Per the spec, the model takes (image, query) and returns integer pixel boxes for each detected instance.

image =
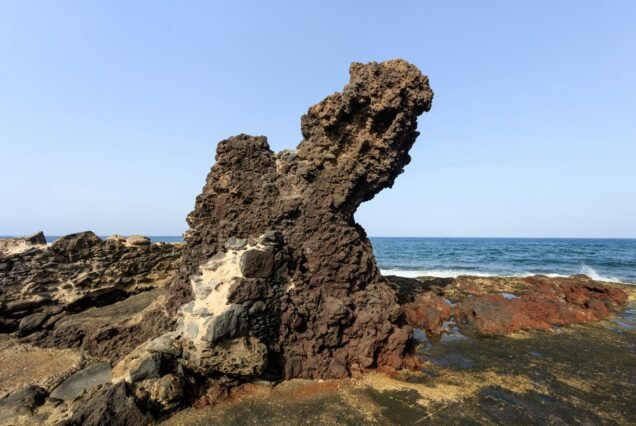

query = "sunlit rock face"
[165,59,434,379]
[0,231,183,341]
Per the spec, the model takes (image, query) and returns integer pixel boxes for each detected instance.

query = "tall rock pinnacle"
[167,59,433,379]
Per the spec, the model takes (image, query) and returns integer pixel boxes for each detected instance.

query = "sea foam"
[380,265,626,284]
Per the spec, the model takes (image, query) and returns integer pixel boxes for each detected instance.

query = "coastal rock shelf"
[0,232,183,349]
[394,274,629,337]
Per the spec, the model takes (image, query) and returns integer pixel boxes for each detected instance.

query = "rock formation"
[163,59,434,379]
[0,232,183,345]
[395,274,629,337]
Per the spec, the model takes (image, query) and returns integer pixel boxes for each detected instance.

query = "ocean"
[6,235,635,285]
[371,237,636,284]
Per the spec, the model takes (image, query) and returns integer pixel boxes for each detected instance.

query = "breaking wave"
[380,265,628,284]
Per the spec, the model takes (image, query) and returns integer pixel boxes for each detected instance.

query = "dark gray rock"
[249,300,267,315]
[64,382,151,426]
[0,385,47,422]
[146,334,182,357]
[227,278,271,303]
[203,304,248,343]
[239,249,274,278]
[6,299,47,313]
[18,312,49,335]
[50,362,112,401]
[224,236,247,251]
[258,230,283,246]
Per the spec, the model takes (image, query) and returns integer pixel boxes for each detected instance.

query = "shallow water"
[164,302,636,425]
[415,302,636,423]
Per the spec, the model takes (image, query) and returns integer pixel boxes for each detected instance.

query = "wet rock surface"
[2,59,634,424]
[392,274,629,337]
[165,296,636,425]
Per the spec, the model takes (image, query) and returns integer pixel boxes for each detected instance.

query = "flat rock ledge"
[394,274,629,337]
[0,232,184,354]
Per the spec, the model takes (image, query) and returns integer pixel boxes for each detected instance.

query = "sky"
[1,1,634,238]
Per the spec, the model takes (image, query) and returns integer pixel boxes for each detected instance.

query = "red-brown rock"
[162,59,434,379]
[403,292,451,335]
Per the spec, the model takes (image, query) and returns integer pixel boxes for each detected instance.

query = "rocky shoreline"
[1,231,631,424]
[1,59,633,425]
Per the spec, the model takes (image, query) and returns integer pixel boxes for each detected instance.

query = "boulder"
[183,336,267,376]
[239,249,274,278]
[403,293,452,335]
[65,382,152,426]
[51,231,102,261]
[111,343,162,384]
[18,312,49,335]
[125,235,151,246]
[145,334,182,358]
[148,374,184,412]
[224,236,247,251]
[201,304,248,344]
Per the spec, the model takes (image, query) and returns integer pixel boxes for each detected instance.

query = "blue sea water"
[4,235,635,284]
[370,237,636,284]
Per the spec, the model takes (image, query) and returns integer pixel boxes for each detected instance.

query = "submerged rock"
[50,362,112,401]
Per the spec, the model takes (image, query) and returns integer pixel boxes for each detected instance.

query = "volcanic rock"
[403,292,452,335]
[0,231,183,346]
[64,382,152,426]
[393,274,630,337]
[163,59,433,379]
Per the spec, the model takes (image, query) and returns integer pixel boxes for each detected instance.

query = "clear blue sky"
[1,1,634,238]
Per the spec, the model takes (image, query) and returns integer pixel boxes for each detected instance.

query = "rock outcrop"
[393,274,629,338]
[159,59,433,380]
[0,232,183,342]
[0,232,47,257]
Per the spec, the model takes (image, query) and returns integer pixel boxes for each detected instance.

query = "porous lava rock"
[164,59,434,379]
[0,231,184,348]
